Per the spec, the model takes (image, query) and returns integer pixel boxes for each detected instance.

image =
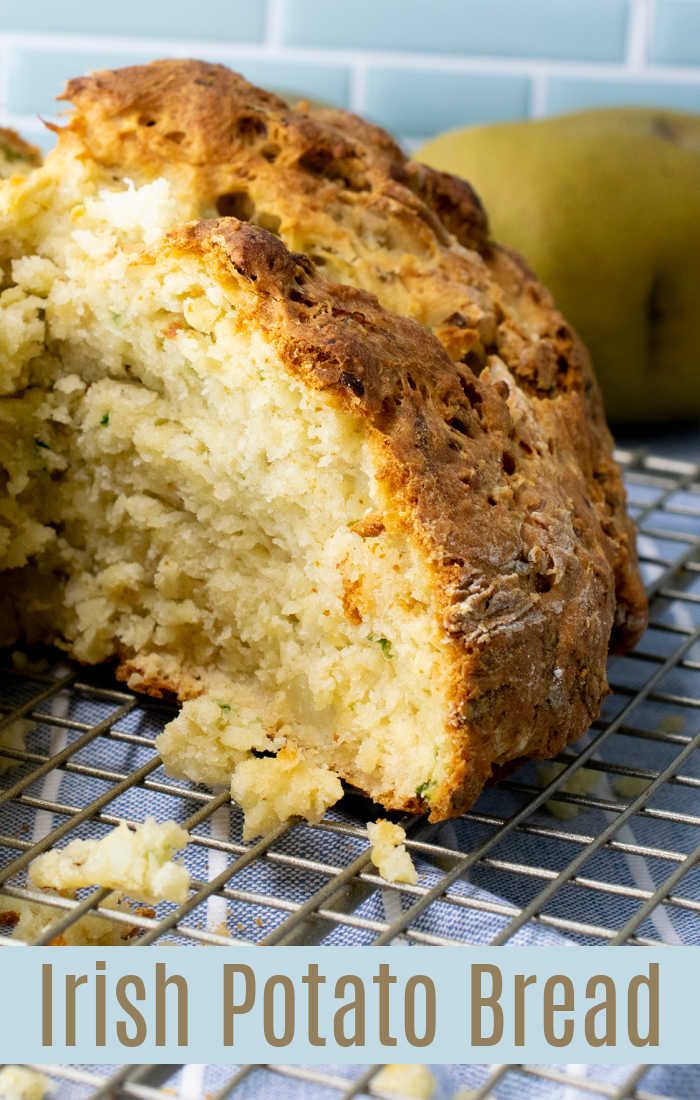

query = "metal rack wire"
[1,447,699,1099]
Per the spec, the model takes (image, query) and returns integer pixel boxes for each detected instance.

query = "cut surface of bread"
[0,62,646,820]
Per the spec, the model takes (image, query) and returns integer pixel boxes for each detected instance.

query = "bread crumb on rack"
[537,761,600,820]
[230,745,342,840]
[612,773,650,800]
[10,650,49,675]
[156,690,285,788]
[0,1065,50,1099]
[0,718,32,774]
[367,820,417,885]
[373,1064,436,1099]
[0,891,139,945]
[659,713,685,734]
[28,818,190,903]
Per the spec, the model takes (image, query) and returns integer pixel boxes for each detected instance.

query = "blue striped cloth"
[1,435,698,1098]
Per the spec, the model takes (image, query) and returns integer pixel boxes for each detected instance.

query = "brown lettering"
[302,963,326,1047]
[543,975,575,1047]
[373,964,397,1047]
[222,964,255,1047]
[264,975,295,1047]
[65,972,88,1047]
[629,964,659,1047]
[115,976,147,1047]
[585,975,616,1047]
[41,964,52,1047]
[514,972,536,1046]
[155,962,188,1047]
[334,975,365,1047]
[471,964,503,1046]
[95,960,106,1047]
[404,975,436,1047]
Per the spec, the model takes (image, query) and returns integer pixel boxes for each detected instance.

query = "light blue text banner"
[0,946,696,1065]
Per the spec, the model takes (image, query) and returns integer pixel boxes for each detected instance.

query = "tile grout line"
[349,64,368,114]
[0,29,699,82]
[529,68,548,117]
[0,36,10,118]
[627,0,653,70]
[264,0,286,50]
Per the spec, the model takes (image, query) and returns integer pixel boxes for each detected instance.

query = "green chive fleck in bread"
[0,128,40,179]
[0,61,646,821]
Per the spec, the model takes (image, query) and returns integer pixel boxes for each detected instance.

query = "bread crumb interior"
[0,158,454,809]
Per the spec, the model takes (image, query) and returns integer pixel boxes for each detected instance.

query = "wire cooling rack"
[1,446,699,1100]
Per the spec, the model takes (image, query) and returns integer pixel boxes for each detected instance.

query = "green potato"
[417,109,700,423]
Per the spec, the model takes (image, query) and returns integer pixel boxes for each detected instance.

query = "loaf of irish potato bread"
[0,62,646,821]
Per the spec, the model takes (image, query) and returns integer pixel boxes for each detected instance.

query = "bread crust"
[59,60,647,655]
[46,60,648,818]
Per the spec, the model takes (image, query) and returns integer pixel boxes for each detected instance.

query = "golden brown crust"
[481,243,647,651]
[58,59,646,656]
[115,658,207,701]
[53,60,648,818]
[313,101,646,651]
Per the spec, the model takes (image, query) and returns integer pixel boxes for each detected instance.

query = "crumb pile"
[0,1065,49,1100]
[28,818,190,903]
[0,891,142,946]
[367,819,417,884]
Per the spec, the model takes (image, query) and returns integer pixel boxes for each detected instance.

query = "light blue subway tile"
[6,48,154,118]
[32,129,58,155]
[650,0,700,66]
[6,49,350,121]
[365,67,530,136]
[199,54,351,106]
[281,0,630,62]
[0,0,265,42]
[544,76,700,115]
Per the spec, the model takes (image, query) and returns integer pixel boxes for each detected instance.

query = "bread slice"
[0,63,646,820]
